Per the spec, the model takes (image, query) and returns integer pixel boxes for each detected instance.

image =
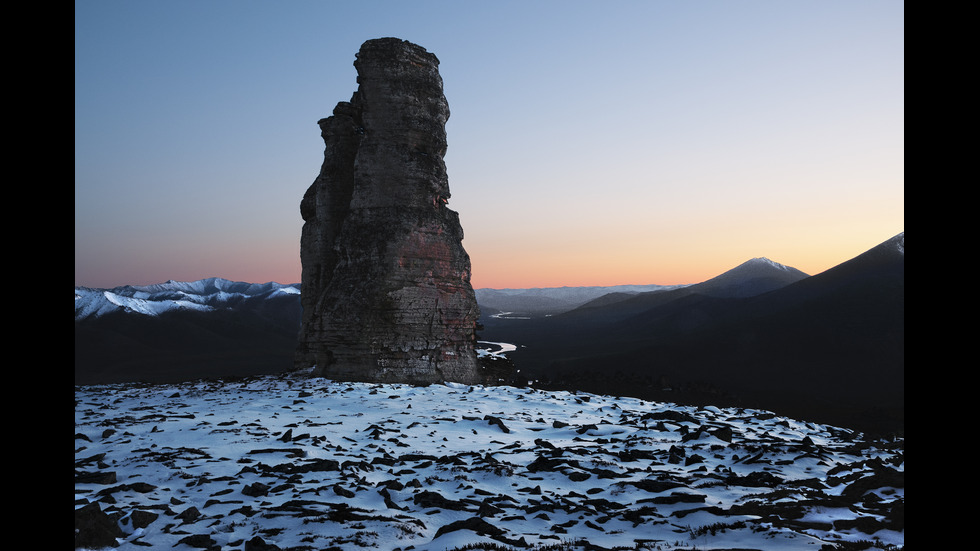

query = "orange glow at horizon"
[464,226,903,290]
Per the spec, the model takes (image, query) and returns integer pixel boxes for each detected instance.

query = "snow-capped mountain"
[75,278,305,386]
[692,257,809,298]
[72,254,808,323]
[75,373,904,551]
[75,278,301,321]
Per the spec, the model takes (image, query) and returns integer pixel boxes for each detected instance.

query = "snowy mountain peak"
[74,278,300,321]
[746,256,793,271]
[892,232,905,254]
[691,257,809,298]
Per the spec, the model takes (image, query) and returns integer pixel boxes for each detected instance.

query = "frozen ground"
[75,372,903,550]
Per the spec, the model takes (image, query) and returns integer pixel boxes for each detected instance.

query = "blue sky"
[75,0,904,289]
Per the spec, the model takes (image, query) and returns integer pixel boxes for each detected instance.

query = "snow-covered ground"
[75,373,904,550]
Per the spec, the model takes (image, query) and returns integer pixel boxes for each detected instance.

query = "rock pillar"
[296,38,482,385]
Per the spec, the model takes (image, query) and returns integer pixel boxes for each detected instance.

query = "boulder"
[74,502,123,549]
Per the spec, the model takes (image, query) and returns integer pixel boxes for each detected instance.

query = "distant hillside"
[474,283,687,318]
[548,257,808,327]
[481,233,904,433]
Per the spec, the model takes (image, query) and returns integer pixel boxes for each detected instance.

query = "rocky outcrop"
[295,38,481,384]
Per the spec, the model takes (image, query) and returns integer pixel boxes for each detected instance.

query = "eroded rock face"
[296,38,481,385]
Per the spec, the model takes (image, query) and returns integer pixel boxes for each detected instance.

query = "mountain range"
[75,232,903,433]
[474,283,690,318]
[74,279,303,384]
[480,233,904,433]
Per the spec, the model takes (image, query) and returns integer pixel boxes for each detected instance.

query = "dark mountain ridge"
[482,233,904,433]
[75,284,302,384]
[541,256,809,328]
[474,283,688,318]
[75,233,903,432]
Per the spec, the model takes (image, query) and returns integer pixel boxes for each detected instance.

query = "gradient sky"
[75,0,904,290]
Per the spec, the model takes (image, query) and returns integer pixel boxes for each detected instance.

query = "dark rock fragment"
[377,479,405,491]
[484,415,511,433]
[75,471,117,485]
[433,516,504,539]
[379,488,404,510]
[412,490,469,511]
[651,492,707,505]
[74,501,124,549]
[244,536,282,551]
[175,506,202,523]
[75,453,107,468]
[727,470,784,487]
[841,466,904,497]
[176,534,217,549]
[625,478,685,493]
[128,509,159,529]
[711,425,734,442]
[95,482,157,498]
[242,482,270,497]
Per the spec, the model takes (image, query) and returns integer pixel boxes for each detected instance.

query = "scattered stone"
[129,509,159,529]
[242,482,270,497]
[175,506,202,523]
[484,415,511,433]
[75,471,117,485]
[433,516,505,539]
[176,534,217,549]
[244,536,282,551]
[75,453,106,468]
[651,492,707,505]
[711,425,734,442]
[842,466,904,497]
[567,471,591,482]
[413,490,470,511]
[624,479,685,493]
[95,481,157,498]
[74,502,123,549]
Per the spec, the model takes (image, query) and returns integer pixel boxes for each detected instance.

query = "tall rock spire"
[296,38,482,385]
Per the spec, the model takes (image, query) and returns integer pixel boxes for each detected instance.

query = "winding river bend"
[476,341,516,359]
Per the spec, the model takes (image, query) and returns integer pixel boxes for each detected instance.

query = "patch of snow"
[748,257,793,271]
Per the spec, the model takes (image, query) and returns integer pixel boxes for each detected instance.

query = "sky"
[75,0,904,290]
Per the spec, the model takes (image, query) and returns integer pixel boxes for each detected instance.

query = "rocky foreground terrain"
[75,373,903,550]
